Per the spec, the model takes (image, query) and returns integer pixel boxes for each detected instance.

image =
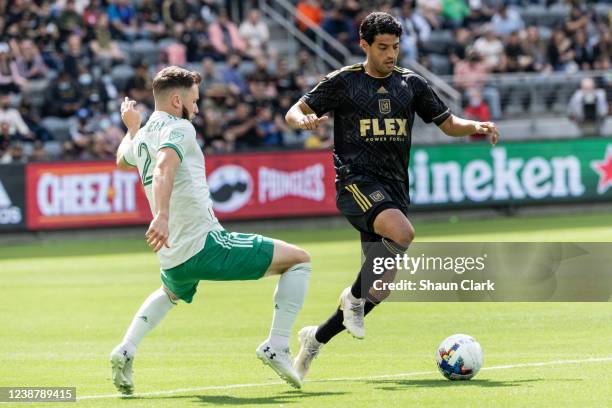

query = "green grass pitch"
[1,212,611,407]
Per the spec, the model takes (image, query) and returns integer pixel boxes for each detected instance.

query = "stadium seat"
[117,41,133,65]
[536,117,581,138]
[40,117,72,141]
[43,141,63,156]
[428,54,452,76]
[110,64,136,92]
[131,40,160,67]
[420,30,453,55]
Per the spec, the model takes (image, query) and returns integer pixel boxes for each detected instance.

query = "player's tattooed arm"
[116,97,142,169]
[285,100,329,130]
[438,114,500,146]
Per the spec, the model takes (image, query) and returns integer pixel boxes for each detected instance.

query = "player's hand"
[121,96,141,136]
[145,214,171,252]
[476,121,500,146]
[296,114,329,130]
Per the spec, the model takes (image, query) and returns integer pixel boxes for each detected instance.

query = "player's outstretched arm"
[146,148,180,252]
[438,114,499,145]
[285,100,329,130]
[116,97,141,169]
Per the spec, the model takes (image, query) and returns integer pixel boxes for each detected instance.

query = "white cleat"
[294,326,322,380]
[339,287,365,339]
[110,346,134,395]
[256,340,302,389]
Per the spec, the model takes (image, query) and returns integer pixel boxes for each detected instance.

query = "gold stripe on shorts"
[345,184,372,212]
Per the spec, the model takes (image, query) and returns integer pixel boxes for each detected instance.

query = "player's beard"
[181,104,191,120]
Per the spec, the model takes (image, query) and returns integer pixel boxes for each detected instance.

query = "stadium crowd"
[0,0,610,163]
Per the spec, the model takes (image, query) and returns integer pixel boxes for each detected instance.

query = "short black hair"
[359,12,403,45]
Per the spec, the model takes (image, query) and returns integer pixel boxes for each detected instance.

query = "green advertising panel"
[408,138,612,208]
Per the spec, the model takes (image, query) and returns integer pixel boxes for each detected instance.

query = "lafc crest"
[369,191,385,202]
[379,99,391,114]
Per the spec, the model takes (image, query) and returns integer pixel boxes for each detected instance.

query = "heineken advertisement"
[408,137,612,208]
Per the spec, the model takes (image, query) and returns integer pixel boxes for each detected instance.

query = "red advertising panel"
[206,150,339,219]
[26,162,151,230]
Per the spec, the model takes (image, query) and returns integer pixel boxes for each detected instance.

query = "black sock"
[350,238,407,299]
[314,301,376,344]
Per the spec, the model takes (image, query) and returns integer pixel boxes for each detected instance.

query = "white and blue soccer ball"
[436,334,483,380]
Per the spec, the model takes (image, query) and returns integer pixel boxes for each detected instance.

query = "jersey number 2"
[138,143,153,186]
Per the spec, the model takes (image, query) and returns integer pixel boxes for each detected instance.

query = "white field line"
[77,356,612,400]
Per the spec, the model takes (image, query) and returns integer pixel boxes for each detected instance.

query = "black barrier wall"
[0,164,25,232]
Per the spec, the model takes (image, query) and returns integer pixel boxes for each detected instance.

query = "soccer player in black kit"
[285,12,500,380]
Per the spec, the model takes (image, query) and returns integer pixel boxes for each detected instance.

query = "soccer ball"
[436,334,483,380]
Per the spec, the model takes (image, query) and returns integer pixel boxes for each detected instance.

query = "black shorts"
[336,176,409,241]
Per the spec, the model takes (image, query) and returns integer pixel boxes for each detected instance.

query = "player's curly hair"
[359,12,403,45]
[152,66,202,97]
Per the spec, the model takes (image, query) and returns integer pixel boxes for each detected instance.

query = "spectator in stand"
[18,97,53,142]
[126,63,154,107]
[0,142,26,164]
[163,24,188,65]
[473,24,504,70]
[44,70,83,118]
[239,9,270,57]
[503,30,534,72]
[63,34,91,79]
[274,58,300,99]
[568,77,608,135]
[0,43,26,95]
[296,0,324,34]
[162,0,192,30]
[107,0,138,41]
[594,28,611,71]
[396,0,431,62]
[547,28,576,72]
[464,0,494,30]
[30,140,49,162]
[448,27,472,66]
[0,121,10,158]
[77,65,110,110]
[0,92,33,141]
[224,102,259,151]
[303,120,332,150]
[441,0,470,29]
[565,5,590,37]
[56,0,84,42]
[491,4,523,37]
[464,88,490,141]
[83,0,105,28]
[248,53,274,83]
[572,30,596,70]
[295,49,319,87]
[14,39,48,81]
[322,7,357,56]
[454,50,502,119]
[69,107,97,158]
[222,53,247,95]
[245,75,275,108]
[138,0,167,39]
[208,8,247,58]
[256,105,283,148]
[522,25,546,72]
[89,13,126,68]
[199,57,223,90]
[183,17,216,62]
[417,0,442,30]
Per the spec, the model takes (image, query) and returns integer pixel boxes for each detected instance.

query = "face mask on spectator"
[79,73,93,86]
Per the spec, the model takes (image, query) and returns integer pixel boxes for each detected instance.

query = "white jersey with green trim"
[123,110,222,269]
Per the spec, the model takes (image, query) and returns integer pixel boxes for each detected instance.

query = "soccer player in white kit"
[110,66,310,393]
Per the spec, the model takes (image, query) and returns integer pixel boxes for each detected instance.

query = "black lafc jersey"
[301,63,450,185]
